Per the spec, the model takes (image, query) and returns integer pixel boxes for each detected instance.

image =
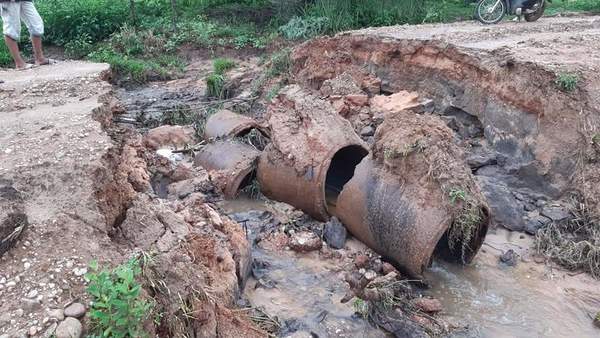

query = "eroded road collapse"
[2,15,600,338]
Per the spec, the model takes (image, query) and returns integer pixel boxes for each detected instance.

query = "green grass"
[213,58,236,74]
[85,259,153,338]
[0,43,12,67]
[555,72,579,92]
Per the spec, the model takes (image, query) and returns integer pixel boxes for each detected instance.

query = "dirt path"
[0,62,124,336]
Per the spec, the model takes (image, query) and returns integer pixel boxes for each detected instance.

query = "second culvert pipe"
[335,111,490,277]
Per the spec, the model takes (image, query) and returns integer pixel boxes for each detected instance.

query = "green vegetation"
[213,58,236,74]
[1,0,596,72]
[85,258,153,338]
[555,72,579,92]
[352,298,370,318]
[449,188,467,203]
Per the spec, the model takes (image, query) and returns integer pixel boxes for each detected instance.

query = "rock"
[382,262,396,275]
[363,270,378,281]
[354,254,369,268]
[477,176,527,232]
[345,94,369,107]
[541,205,571,222]
[21,298,41,312]
[320,72,363,96]
[360,125,375,137]
[467,152,497,169]
[412,297,443,313]
[499,249,519,267]
[323,217,347,249]
[26,289,38,298]
[48,309,65,321]
[64,303,86,318]
[370,91,421,117]
[55,318,82,338]
[289,231,322,253]
[28,326,38,336]
[523,212,552,235]
[144,125,195,150]
[0,313,10,327]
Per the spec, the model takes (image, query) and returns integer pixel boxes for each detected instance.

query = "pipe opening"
[325,145,369,213]
[433,205,490,264]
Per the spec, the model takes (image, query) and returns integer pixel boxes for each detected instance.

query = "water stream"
[223,197,600,337]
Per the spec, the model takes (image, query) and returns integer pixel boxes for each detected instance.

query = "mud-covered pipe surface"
[256,85,368,221]
[194,140,260,198]
[204,109,267,141]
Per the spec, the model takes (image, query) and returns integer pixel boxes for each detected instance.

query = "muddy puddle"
[426,228,600,338]
[221,196,388,337]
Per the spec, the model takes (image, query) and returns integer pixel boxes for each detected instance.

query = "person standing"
[0,0,50,69]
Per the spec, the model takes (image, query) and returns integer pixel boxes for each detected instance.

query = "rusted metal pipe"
[194,140,260,199]
[256,85,368,221]
[204,109,267,141]
[334,111,490,277]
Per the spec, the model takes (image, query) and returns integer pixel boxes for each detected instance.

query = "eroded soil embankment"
[291,34,600,232]
[0,62,264,337]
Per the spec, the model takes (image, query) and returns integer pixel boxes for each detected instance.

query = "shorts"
[0,1,44,41]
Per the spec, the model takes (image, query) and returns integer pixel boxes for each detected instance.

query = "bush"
[85,259,153,338]
[555,72,579,92]
[64,34,94,59]
[279,16,328,40]
[305,0,426,33]
[206,73,226,98]
[213,58,236,74]
[0,43,12,67]
[36,0,130,46]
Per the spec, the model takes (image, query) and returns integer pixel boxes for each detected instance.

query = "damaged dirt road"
[2,14,600,338]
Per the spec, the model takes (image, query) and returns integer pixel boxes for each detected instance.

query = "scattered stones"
[64,303,86,318]
[323,217,347,249]
[359,125,375,137]
[25,289,38,299]
[354,254,369,269]
[477,176,527,232]
[345,94,369,107]
[499,249,519,267]
[55,317,82,338]
[48,308,65,321]
[289,231,322,253]
[466,152,497,169]
[412,297,443,313]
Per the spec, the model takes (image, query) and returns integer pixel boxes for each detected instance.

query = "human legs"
[20,1,47,65]
[1,2,26,68]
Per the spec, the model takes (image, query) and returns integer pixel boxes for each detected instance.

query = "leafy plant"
[85,259,153,338]
[0,42,12,67]
[449,188,467,203]
[352,298,370,318]
[279,16,328,40]
[592,133,600,145]
[64,33,94,59]
[555,72,579,92]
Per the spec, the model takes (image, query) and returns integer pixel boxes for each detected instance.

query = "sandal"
[36,58,57,66]
[16,63,35,71]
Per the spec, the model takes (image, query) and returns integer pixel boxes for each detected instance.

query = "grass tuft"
[555,72,579,92]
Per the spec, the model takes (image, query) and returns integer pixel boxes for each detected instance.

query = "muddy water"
[221,197,387,337]
[426,228,600,338]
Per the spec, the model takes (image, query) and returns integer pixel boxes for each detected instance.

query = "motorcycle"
[474,0,550,24]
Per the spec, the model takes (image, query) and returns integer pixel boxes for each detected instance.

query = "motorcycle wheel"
[524,0,546,22]
[475,0,506,24]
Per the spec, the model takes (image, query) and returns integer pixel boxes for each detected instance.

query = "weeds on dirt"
[353,298,370,318]
[85,258,153,337]
[536,200,600,278]
[240,306,280,336]
[555,72,579,92]
[447,188,485,262]
[206,73,227,98]
[279,16,329,40]
[266,48,292,78]
[213,58,236,74]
